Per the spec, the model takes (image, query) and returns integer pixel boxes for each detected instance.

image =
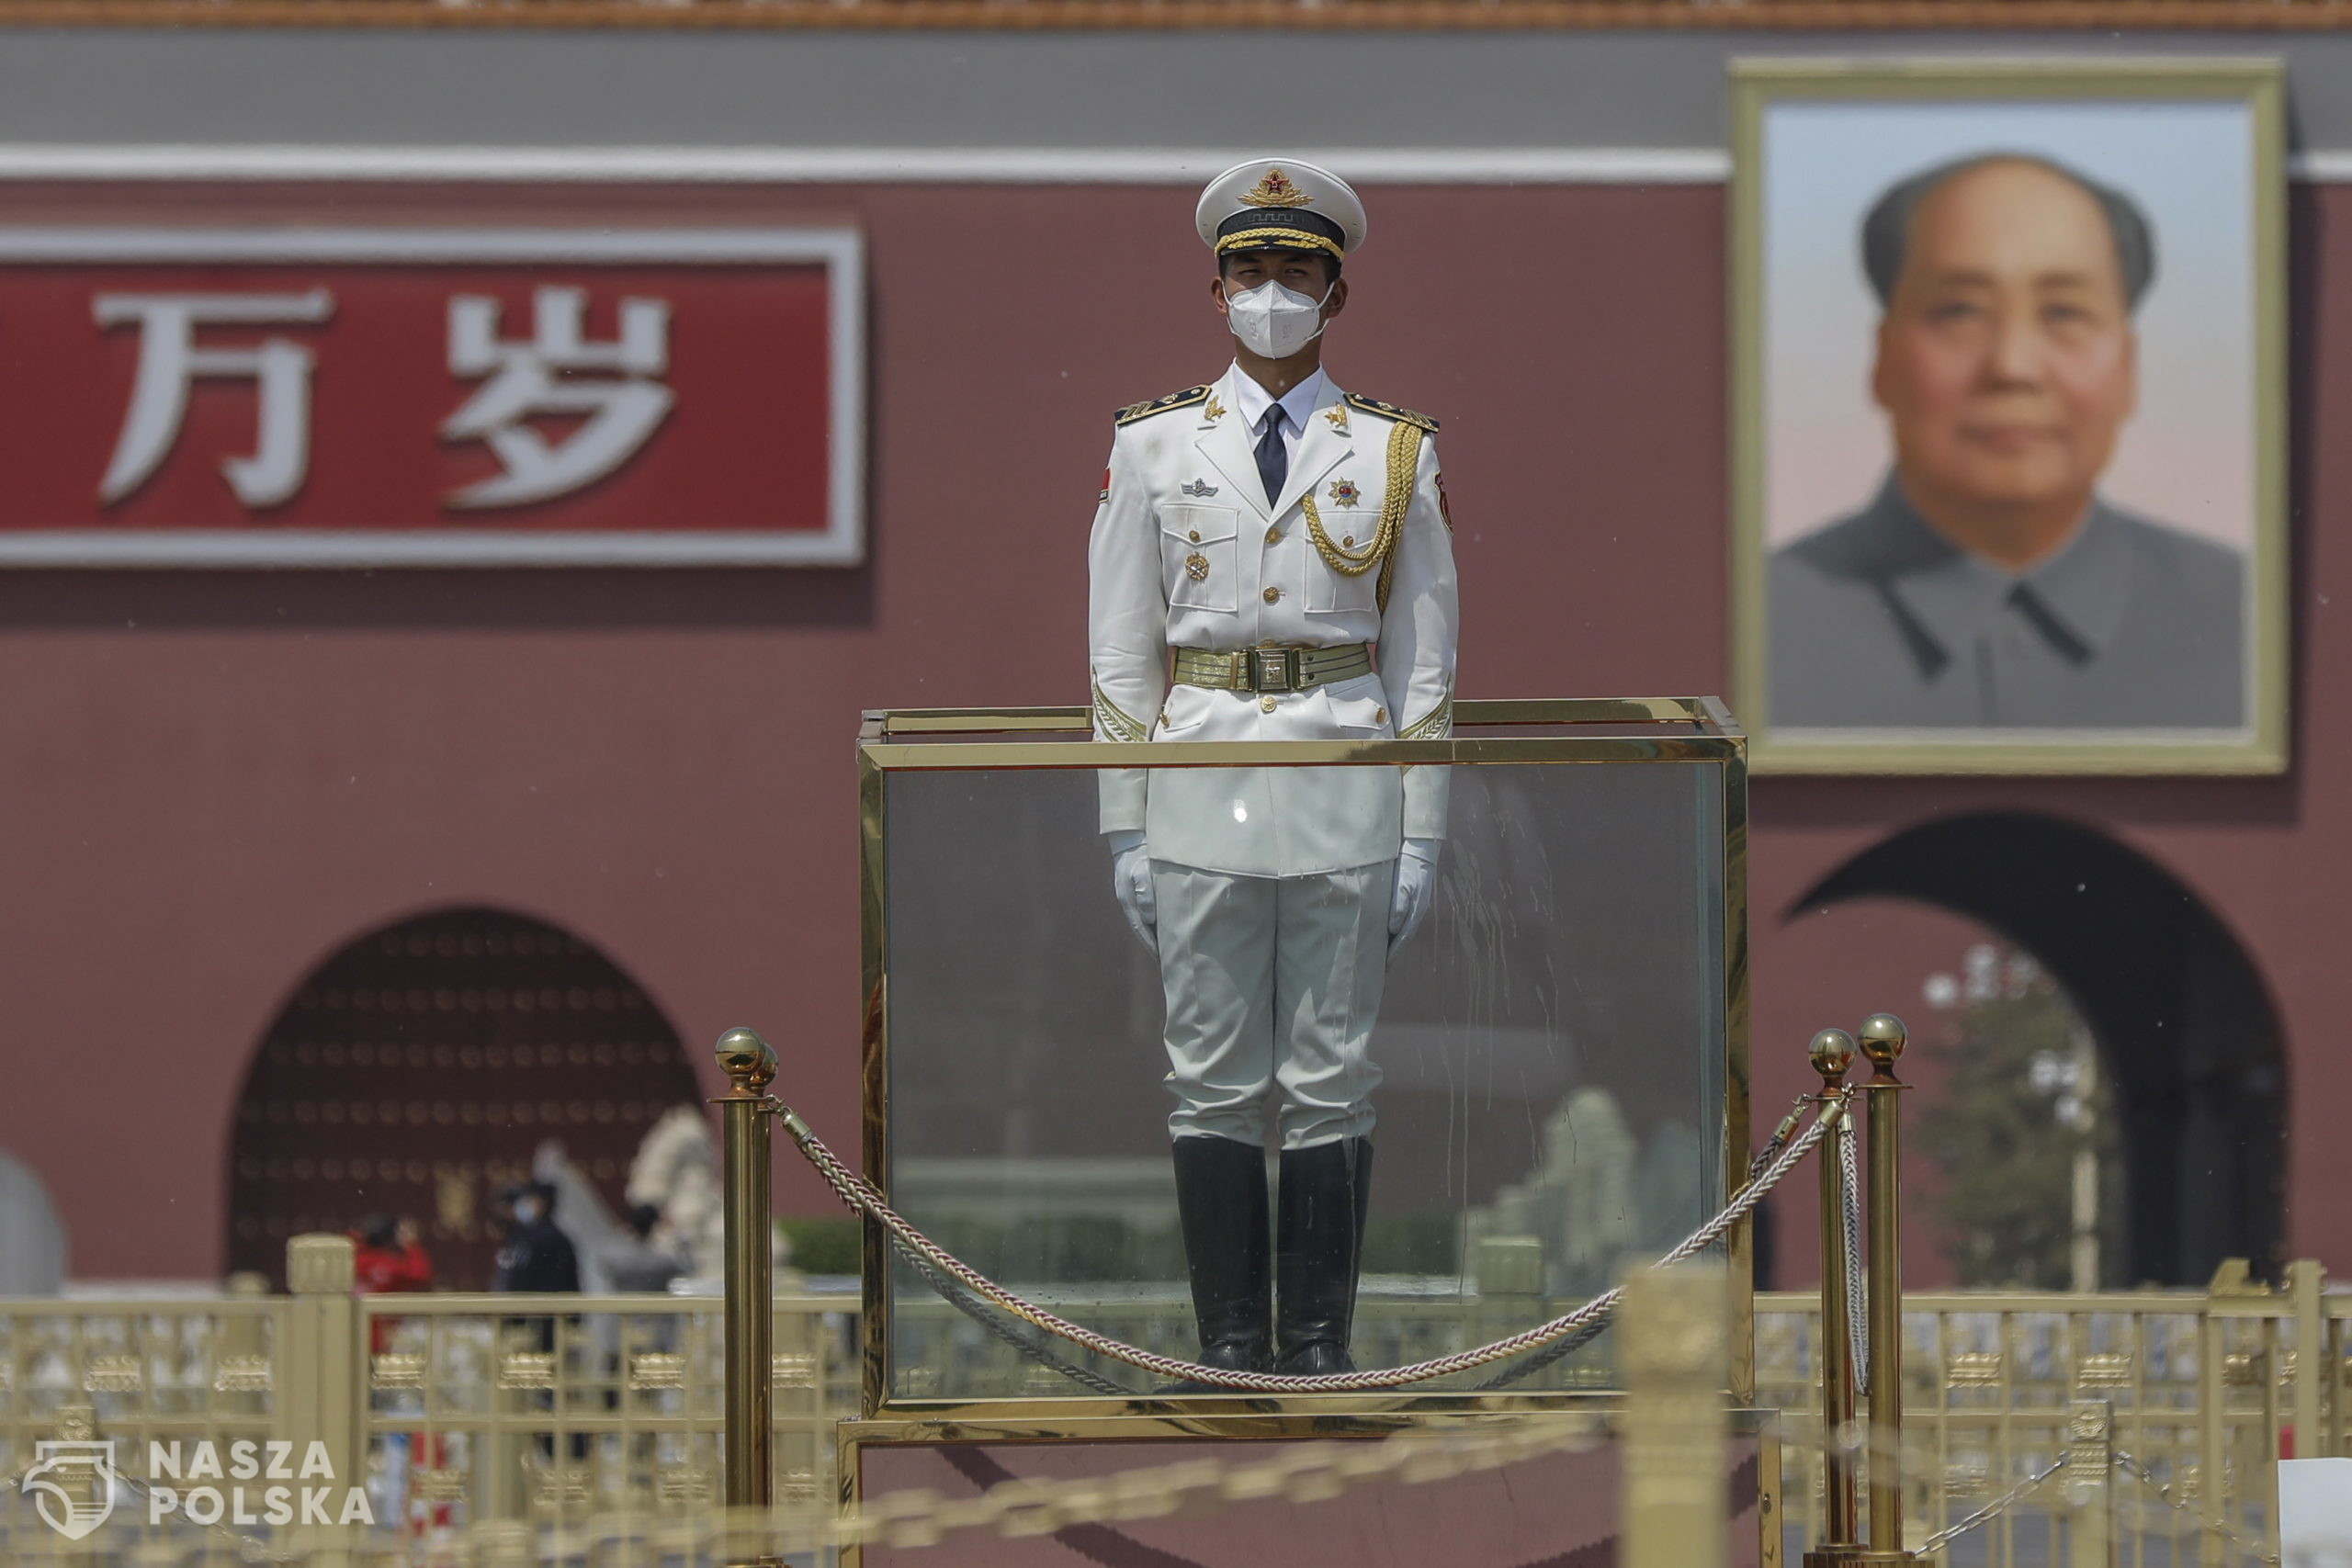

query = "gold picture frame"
[1730,58,2288,774]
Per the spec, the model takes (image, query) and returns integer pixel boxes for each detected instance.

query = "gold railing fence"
[0,1235,858,1564]
[6,1244,2344,1565]
[357,1291,856,1528]
[1759,1262,2339,1565]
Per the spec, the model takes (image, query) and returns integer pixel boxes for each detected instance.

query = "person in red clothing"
[353,1214,432,1290]
[351,1213,438,1532]
[354,1213,432,1290]
[351,1213,432,1353]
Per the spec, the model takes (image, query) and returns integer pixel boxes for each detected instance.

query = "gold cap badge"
[1240,167,1313,209]
[1197,157,1365,254]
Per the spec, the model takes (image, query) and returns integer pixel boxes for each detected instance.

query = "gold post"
[281,1235,362,1567]
[2289,1258,2324,1460]
[1858,1012,1914,1564]
[2064,1399,2115,1568]
[714,1026,779,1540]
[1619,1263,1730,1568]
[1804,1030,1861,1568]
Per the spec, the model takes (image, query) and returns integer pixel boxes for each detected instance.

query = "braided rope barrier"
[1838,1118,1869,1395]
[897,1242,1138,1397]
[775,1089,1849,1393]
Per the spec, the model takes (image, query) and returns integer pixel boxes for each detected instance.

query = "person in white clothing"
[1087,156,1460,1382]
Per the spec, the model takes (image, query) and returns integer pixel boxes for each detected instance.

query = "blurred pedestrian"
[354,1213,433,1292]
[596,1203,682,1294]
[492,1181,580,1294]
[492,1180,583,1461]
[351,1214,438,1531]
[351,1213,433,1352]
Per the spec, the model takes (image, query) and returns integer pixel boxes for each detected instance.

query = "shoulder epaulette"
[1114,386,1213,426]
[1342,392,1439,433]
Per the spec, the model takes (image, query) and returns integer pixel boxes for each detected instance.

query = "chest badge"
[1184,553,1212,582]
[1181,478,1219,499]
[1327,479,1361,508]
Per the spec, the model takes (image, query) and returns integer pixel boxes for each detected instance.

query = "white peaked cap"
[1194,157,1367,259]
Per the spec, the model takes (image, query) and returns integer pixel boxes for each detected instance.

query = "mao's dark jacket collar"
[1787,477,2137,680]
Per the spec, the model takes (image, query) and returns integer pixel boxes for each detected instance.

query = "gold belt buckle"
[1250,648,1299,693]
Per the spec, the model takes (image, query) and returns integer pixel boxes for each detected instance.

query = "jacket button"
[1375,707,1386,724]
[1188,530,1200,543]
[1261,695,1276,713]
[1342,535,1355,547]
[1262,587,1281,604]
[1265,526,1281,544]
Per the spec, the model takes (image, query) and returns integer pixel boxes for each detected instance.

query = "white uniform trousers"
[1152,859,1394,1151]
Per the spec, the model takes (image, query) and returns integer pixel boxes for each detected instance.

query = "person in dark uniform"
[492,1180,583,1458]
[492,1181,581,1294]
[1770,152,2245,730]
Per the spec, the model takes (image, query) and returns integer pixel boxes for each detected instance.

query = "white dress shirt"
[1227,363,1328,469]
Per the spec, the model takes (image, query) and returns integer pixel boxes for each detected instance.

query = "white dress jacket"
[1089,366,1460,878]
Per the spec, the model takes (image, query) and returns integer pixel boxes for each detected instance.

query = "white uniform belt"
[1171,643,1374,694]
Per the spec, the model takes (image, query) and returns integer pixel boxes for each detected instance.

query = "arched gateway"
[1795,812,2286,1285]
[226,906,701,1289]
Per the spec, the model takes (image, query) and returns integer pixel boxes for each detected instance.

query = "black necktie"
[1254,408,1289,506]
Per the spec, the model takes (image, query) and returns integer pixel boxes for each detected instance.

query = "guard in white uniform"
[1087,157,1459,1381]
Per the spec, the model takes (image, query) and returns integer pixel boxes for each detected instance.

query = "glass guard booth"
[856,698,1749,1417]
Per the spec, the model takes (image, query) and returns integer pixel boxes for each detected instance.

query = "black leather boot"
[1164,1134,1272,1391]
[1273,1137,1374,1376]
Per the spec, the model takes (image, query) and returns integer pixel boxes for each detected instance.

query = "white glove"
[1388,838,1440,955]
[1108,830,1157,949]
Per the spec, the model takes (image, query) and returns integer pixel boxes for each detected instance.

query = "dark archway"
[1794,813,2286,1285]
[227,907,701,1289]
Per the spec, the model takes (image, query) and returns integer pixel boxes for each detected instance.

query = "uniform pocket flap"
[1160,505,1240,545]
[1157,688,1211,737]
[1326,694,1391,735]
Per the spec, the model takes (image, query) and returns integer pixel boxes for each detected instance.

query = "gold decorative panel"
[369,1352,427,1390]
[82,1354,141,1393]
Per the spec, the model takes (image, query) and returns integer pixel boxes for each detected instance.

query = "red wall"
[0,179,2336,1282]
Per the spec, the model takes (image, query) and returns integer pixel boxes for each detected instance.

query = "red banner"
[0,229,863,566]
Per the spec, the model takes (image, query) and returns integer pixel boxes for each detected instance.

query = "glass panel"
[879,753,1728,1402]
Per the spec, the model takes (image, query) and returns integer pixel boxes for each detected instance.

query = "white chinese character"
[93,290,334,509]
[439,287,674,509]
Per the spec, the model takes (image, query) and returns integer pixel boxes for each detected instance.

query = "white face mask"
[1223,278,1333,360]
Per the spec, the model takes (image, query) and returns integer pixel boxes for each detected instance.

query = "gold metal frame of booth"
[854,696,1752,1423]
